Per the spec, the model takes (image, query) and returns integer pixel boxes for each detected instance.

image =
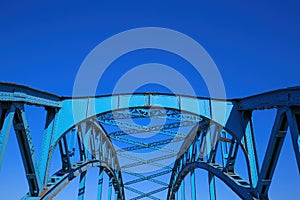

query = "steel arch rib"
[38,161,119,200]
[166,117,258,200]
[1,82,300,200]
[36,118,125,200]
[167,161,254,200]
[38,93,234,188]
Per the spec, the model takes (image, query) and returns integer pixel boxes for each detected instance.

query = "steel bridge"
[0,82,299,200]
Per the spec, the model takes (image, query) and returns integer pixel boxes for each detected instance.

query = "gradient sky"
[0,1,299,199]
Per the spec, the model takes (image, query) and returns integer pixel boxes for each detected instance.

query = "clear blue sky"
[0,1,299,199]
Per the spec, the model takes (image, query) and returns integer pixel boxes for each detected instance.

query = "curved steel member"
[167,118,257,200]
[0,82,299,199]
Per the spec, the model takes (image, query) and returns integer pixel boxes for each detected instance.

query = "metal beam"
[257,109,288,199]
[0,82,61,107]
[124,169,171,185]
[101,108,202,122]
[242,111,259,188]
[117,137,184,152]
[168,161,253,200]
[181,179,185,200]
[121,153,176,169]
[99,117,188,138]
[190,170,196,200]
[125,186,160,200]
[13,105,41,196]
[98,168,104,200]
[237,86,300,110]
[110,134,177,154]
[38,107,59,187]
[123,170,168,186]
[130,186,168,200]
[208,172,216,200]
[78,171,87,200]
[108,176,112,200]
[0,104,15,169]
[286,108,300,173]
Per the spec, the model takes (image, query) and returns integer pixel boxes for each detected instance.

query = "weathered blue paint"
[0,82,299,200]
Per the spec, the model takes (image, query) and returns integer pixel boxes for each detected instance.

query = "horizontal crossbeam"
[101,108,202,122]
[117,137,184,152]
[130,186,169,200]
[98,117,192,138]
[124,169,172,185]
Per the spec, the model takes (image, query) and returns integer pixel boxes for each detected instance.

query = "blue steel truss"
[0,82,299,200]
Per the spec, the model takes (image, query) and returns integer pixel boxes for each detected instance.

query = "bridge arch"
[38,94,234,191]
[1,83,299,200]
[166,116,259,200]
[38,117,125,200]
[44,103,256,200]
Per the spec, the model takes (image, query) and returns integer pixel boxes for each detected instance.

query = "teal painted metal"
[108,177,112,200]
[0,82,299,199]
[242,113,259,188]
[190,169,196,200]
[124,170,171,186]
[286,108,300,173]
[0,83,61,107]
[13,105,42,196]
[208,172,216,200]
[78,171,87,200]
[0,104,15,169]
[256,109,289,199]
[220,131,229,167]
[98,168,104,200]
[38,107,59,187]
[206,125,216,200]
[181,179,185,200]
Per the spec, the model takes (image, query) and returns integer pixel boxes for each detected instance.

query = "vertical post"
[114,191,118,200]
[181,179,185,200]
[78,171,87,200]
[208,172,216,200]
[59,135,71,171]
[198,125,207,161]
[220,131,229,167]
[77,124,87,162]
[208,125,220,163]
[190,170,196,200]
[225,139,238,172]
[67,128,77,164]
[89,123,96,159]
[0,104,15,169]
[97,168,104,200]
[206,126,216,200]
[108,176,112,200]
[189,145,193,162]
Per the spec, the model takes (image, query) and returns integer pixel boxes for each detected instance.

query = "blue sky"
[0,1,299,199]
